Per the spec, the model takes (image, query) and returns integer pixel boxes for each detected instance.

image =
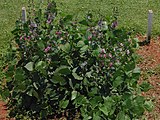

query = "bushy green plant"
[0,1,153,119]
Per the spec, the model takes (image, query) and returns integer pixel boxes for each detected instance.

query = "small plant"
[0,1,153,119]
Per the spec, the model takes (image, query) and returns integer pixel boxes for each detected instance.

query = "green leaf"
[24,62,34,71]
[32,89,39,99]
[140,82,152,92]
[116,111,130,120]
[37,41,45,50]
[15,68,25,81]
[92,48,101,57]
[60,43,71,53]
[72,72,83,80]
[116,111,125,120]
[71,90,77,100]
[80,45,88,53]
[113,76,123,88]
[55,66,71,75]
[77,41,85,47]
[35,61,46,70]
[1,89,10,99]
[52,75,66,85]
[133,67,140,74]
[99,97,115,116]
[59,100,69,109]
[144,100,154,112]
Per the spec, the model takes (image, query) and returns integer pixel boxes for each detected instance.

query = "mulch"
[137,35,160,120]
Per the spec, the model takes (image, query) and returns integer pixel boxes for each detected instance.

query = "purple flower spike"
[44,46,51,53]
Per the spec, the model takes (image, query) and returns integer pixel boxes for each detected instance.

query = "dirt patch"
[137,35,160,120]
[0,101,7,120]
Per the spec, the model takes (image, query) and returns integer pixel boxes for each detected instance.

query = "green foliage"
[0,1,152,119]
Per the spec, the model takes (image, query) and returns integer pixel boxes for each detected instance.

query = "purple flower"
[47,18,52,24]
[108,53,112,58]
[103,54,107,58]
[109,62,113,67]
[44,46,51,53]
[56,31,62,35]
[99,54,103,58]
[20,36,23,40]
[88,36,92,40]
[101,49,106,53]
[111,20,118,28]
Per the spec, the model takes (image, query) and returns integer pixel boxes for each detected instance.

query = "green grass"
[0,0,160,55]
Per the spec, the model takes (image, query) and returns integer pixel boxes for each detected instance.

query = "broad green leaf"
[113,76,123,88]
[140,82,152,92]
[32,89,39,99]
[133,67,140,74]
[52,75,66,85]
[59,100,69,109]
[72,72,83,80]
[15,68,25,81]
[60,43,71,53]
[116,111,130,120]
[1,89,10,99]
[37,41,45,50]
[35,61,46,70]
[71,90,77,100]
[93,111,101,120]
[55,66,71,75]
[144,100,154,112]
[92,48,101,57]
[116,111,125,120]
[24,62,34,71]
[33,82,38,90]
[14,82,26,91]
[77,41,85,47]
[99,97,115,116]
[80,45,88,53]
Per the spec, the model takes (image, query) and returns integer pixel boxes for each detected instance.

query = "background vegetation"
[0,0,160,55]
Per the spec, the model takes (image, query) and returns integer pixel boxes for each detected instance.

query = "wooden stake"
[147,10,153,42]
[22,7,27,23]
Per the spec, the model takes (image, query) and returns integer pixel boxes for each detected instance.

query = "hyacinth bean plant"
[0,1,153,120]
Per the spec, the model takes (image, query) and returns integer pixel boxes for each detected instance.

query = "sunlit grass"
[0,0,160,55]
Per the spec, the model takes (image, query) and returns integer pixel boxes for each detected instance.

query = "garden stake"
[138,10,153,46]
[147,10,153,43]
[22,7,27,23]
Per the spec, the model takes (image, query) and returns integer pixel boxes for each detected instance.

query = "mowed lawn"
[0,0,160,55]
